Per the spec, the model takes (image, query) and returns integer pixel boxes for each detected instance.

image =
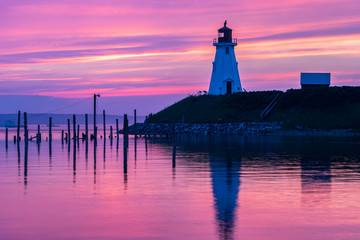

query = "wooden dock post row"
[5,108,140,148]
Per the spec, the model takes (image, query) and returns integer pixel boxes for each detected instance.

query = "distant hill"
[146,87,360,129]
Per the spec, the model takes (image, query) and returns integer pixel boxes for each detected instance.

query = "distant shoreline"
[122,122,360,137]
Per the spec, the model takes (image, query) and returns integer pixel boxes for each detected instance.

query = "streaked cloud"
[0,0,359,106]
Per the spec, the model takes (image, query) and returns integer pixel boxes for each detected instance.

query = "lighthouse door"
[226,81,232,94]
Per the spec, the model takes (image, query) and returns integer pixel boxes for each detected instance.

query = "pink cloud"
[0,0,359,104]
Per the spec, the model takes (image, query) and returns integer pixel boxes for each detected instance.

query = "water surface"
[1,128,360,240]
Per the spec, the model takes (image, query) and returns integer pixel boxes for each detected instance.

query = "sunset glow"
[1,0,359,98]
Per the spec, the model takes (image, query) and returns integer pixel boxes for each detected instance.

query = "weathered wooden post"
[116,118,119,138]
[61,130,64,144]
[73,115,76,144]
[17,110,21,143]
[67,119,71,144]
[5,128,8,149]
[103,110,106,139]
[110,125,113,146]
[49,117,52,143]
[77,124,80,141]
[93,94,100,144]
[116,118,119,150]
[94,95,96,142]
[24,112,28,144]
[134,109,137,137]
[85,113,88,140]
[123,114,128,134]
[123,114,128,149]
[37,124,41,143]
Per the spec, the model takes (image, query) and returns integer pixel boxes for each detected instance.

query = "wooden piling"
[93,94,97,143]
[37,124,41,143]
[123,114,128,134]
[49,117,52,142]
[85,113,88,140]
[77,124,80,141]
[134,109,137,137]
[123,114,128,149]
[61,130,64,144]
[24,112,28,148]
[116,119,119,137]
[73,115,76,143]
[17,110,21,143]
[67,119,71,144]
[110,126,113,139]
[103,110,106,139]
[5,128,8,149]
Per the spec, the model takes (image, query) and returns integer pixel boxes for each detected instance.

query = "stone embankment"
[121,122,282,136]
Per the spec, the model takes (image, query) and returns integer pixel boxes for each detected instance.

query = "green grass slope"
[147,91,281,123]
[272,87,360,129]
[147,86,360,129]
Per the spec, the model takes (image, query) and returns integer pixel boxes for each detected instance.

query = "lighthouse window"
[226,47,229,54]
[218,32,224,38]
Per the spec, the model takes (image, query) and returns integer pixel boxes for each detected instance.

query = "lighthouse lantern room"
[209,21,242,95]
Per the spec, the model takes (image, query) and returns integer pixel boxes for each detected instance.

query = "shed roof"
[300,73,331,85]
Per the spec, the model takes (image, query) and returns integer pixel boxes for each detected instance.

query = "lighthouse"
[209,21,242,95]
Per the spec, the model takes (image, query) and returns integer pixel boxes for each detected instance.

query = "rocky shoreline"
[120,122,360,137]
[121,122,283,136]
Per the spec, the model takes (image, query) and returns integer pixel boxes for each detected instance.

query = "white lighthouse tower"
[209,21,242,95]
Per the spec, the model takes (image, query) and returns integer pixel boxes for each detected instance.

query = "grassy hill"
[146,86,360,129]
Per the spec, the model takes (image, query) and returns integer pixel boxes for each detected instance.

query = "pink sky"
[0,0,360,99]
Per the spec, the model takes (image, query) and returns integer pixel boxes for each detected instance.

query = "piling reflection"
[67,139,71,165]
[49,140,52,168]
[94,143,97,185]
[172,145,176,169]
[37,140,40,155]
[73,143,76,183]
[301,145,332,207]
[16,143,21,177]
[123,147,128,190]
[134,136,137,162]
[85,137,89,170]
[24,144,28,187]
[103,138,106,170]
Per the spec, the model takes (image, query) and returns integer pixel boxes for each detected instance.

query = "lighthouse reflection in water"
[1,133,360,240]
[209,144,241,240]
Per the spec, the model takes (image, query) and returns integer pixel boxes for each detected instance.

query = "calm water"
[1,127,360,240]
